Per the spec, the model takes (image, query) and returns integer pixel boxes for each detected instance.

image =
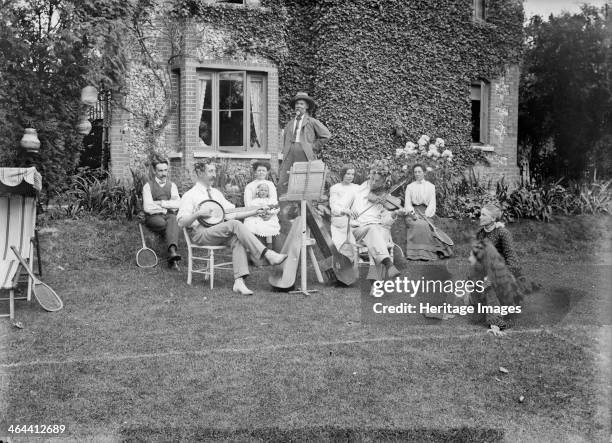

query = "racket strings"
[34,283,63,311]
[137,248,158,268]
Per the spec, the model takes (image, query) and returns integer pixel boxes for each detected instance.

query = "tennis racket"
[414,209,454,246]
[136,224,158,268]
[10,246,63,312]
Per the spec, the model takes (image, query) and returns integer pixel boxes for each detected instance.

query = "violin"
[368,191,403,211]
[366,178,409,212]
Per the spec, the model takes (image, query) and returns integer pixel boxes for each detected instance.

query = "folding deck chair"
[0,167,42,320]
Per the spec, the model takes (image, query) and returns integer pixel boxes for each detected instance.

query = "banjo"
[196,199,279,227]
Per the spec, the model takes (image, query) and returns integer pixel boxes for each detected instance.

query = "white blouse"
[404,179,436,218]
[329,182,359,217]
[244,179,278,207]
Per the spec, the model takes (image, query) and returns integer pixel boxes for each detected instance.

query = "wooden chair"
[183,228,232,289]
[356,242,396,280]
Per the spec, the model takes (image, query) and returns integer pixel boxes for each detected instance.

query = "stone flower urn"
[77,116,92,135]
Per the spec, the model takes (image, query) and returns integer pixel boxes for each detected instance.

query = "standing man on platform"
[142,154,182,269]
[278,92,331,195]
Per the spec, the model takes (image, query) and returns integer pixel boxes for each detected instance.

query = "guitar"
[413,208,454,246]
[196,199,279,228]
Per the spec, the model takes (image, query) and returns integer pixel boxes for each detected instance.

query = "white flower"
[428,144,441,158]
[435,138,445,148]
[405,141,417,150]
[417,135,430,146]
[395,148,405,157]
[441,149,452,158]
[404,146,417,155]
[402,165,408,171]
[426,166,433,172]
[447,157,453,163]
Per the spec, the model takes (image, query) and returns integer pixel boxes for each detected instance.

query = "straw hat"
[289,92,317,112]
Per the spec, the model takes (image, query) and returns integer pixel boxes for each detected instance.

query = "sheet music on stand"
[283,160,327,202]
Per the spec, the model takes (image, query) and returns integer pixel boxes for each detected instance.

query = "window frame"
[471,80,490,146]
[473,0,487,22]
[196,69,267,154]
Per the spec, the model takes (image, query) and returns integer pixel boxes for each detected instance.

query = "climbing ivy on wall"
[171,0,523,174]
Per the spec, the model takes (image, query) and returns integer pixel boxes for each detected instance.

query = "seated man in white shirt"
[346,163,406,279]
[177,159,287,295]
[142,155,181,269]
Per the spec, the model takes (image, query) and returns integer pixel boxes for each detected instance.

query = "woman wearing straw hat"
[278,92,331,195]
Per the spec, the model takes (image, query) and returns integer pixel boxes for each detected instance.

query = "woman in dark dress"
[469,204,538,330]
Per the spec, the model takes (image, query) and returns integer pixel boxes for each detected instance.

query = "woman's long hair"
[471,239,524,306]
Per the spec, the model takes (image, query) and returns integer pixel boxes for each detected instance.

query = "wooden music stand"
[283,161,327,296]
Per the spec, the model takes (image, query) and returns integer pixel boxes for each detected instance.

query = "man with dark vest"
[142,155,181,269]
[278,92,331,195]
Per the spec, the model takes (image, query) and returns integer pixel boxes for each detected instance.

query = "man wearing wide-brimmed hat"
[278,92,331,194]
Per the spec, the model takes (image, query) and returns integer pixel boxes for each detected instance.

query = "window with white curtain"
[196,70,267,152]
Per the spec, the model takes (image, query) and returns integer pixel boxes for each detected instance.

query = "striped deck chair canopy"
[0,167,41,290]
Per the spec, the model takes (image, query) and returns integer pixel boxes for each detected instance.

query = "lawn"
[0,214,611,442]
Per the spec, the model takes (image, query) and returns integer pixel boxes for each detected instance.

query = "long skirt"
[405,206,452,261]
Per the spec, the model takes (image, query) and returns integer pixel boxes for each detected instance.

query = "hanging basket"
[20,128,41,154]
[80,86,98,107]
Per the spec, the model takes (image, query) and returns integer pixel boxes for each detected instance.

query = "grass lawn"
[1,214,611,442]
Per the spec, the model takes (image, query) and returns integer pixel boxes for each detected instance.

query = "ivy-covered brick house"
[108,0,523,185]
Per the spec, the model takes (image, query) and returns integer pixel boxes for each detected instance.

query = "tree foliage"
[519,5,612,180]
[0,0,150,192]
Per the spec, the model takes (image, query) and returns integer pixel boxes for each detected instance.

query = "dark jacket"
[282,115,331,160]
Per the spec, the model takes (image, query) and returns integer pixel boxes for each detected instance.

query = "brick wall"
[473,64,521,187]
[109,103,130,180]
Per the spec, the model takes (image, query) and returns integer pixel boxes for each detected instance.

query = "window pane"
[219,110,243,146]
[219,72,244,110]
[470,85,481,100]
[199,110,212,147]
[471,100,481,143]
[474,0,485,20]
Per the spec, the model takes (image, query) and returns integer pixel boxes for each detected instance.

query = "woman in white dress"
[404,164,452,260]
[243,161,280,245]
[329,165,359,249]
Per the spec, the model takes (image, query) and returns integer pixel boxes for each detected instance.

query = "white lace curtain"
[249,80,262,147]
[197,78,207,138]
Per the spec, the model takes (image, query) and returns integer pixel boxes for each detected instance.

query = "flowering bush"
[395,134,454,175]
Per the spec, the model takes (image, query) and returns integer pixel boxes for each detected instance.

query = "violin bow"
[355,177,409,218]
